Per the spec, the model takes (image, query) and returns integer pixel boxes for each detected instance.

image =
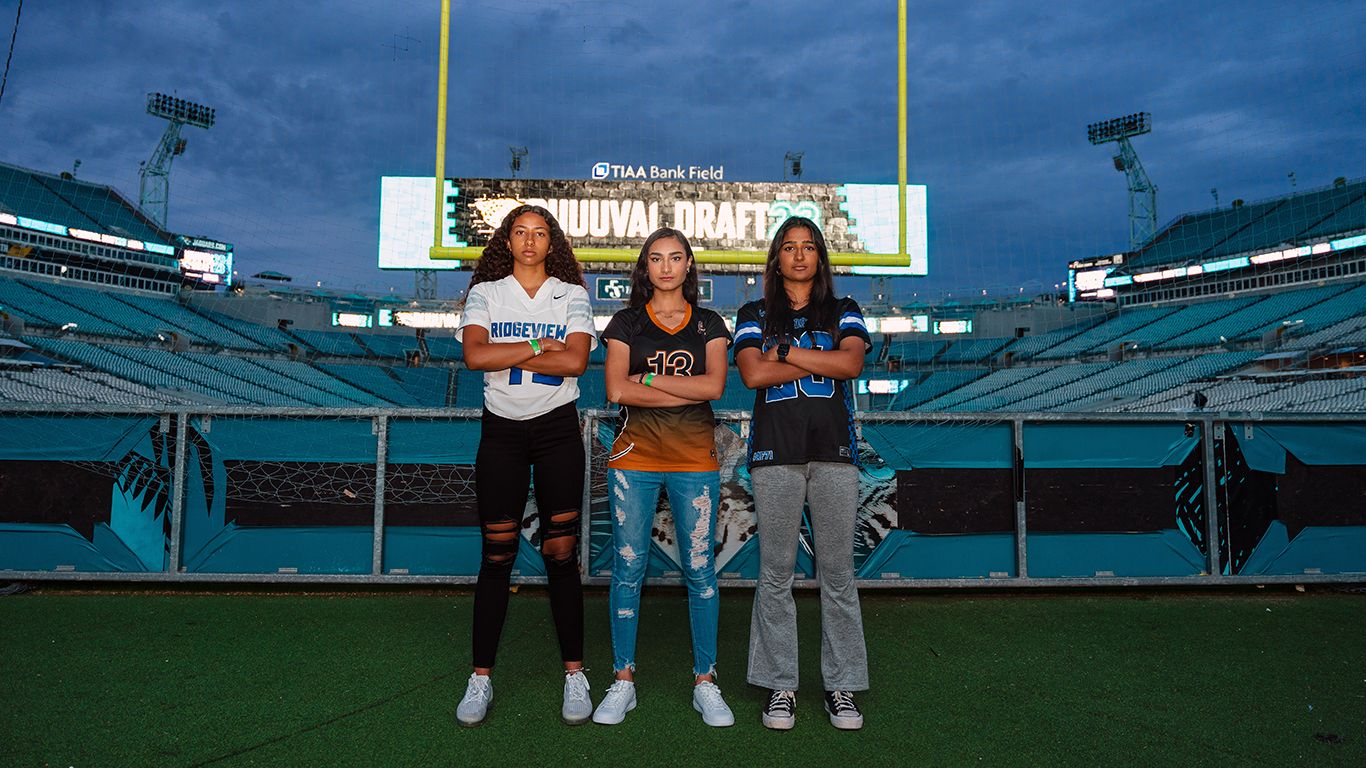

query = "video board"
[378,177,927,275]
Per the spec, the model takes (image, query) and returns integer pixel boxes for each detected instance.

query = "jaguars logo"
[469,197,526,237]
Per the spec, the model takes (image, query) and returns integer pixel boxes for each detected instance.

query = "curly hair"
[627,227,700,308]
[469,204,585,289]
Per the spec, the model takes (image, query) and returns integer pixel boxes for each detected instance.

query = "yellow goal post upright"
[427,0,910,270]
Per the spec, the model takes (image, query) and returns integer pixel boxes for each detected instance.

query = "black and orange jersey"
[734,296,871,469]
[602,303,732,472]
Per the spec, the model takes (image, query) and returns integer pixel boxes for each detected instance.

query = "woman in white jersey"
[454,205,598,727]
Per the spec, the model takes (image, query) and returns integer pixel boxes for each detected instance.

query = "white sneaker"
[591,679,637,725]
[692,680,734,727]
[562,670,592,725]
[456,673,492,726]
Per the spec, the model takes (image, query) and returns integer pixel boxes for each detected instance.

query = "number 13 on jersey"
[646,350,695,376]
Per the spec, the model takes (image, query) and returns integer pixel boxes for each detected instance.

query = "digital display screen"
[879,315,930,334]
[179,247,233,284]
[1073,267,1112,293]
[933,319,972,335]
[858,379,911,395]
[378,176,927,275]
[331,312,373,329]
[392,310,461,329]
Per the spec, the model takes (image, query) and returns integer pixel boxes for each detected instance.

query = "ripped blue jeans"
[608,468,720,676]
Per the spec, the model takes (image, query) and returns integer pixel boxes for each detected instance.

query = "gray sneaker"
[456,673,492,726]
[692,680,734,727]
[591,678,637,725]
[562,670,592,725]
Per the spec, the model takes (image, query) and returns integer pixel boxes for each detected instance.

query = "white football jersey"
[456,275,598,420]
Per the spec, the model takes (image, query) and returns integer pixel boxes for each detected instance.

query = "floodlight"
[147,92,216,129]
[1087,112,1150,145]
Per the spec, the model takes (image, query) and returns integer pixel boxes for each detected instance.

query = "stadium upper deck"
[1127,178,1363,270]
[0,162,175,249]
[1070,177,1365,305]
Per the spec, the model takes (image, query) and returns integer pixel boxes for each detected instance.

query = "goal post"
[426,0,912,271]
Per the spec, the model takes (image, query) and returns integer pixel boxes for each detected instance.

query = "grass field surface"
[1,587,1362,767]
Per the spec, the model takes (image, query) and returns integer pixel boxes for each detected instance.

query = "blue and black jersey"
[734,297,870,469]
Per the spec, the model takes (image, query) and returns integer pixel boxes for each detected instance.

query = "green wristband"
[643,373,654,387]
[528,338,542,356]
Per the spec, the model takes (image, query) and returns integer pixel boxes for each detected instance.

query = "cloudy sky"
[1,0,1361,304]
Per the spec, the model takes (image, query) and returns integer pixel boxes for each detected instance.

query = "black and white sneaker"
[762,689,796,730]
[824,690,863,730]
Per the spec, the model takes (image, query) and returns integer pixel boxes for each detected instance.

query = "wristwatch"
[776,342,791,362]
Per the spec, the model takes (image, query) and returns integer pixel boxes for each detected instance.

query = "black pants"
[471,402,585,669]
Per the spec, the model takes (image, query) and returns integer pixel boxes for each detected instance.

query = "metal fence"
[0,404,1363,587]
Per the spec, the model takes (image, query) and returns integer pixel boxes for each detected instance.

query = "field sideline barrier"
[0,405,1362,587]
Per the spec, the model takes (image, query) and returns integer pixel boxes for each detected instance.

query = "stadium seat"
[0,278,138,337]
[111,292,269,350]
[393,367,452,407]
[353,333,420,360]
[454,368,485,408]
[913,367,1048,411]
[319,363,423,406]
[1156,285,1347,349]
[1033,306,1178,359]
[1003,320,1104,361]
[893,369,991,410]
[290,329,369,357]
[937,337,1014,364]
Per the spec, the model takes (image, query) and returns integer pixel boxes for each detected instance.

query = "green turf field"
[1,588,1362,767]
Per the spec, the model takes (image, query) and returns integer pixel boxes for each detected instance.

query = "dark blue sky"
[1,1,1361,305]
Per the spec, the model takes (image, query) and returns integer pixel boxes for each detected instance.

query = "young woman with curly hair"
[591,228,734,727]
[454,204,597,727]
[735,216,871,731]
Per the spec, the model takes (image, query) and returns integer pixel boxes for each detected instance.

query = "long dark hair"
[762,216,837,341]
[469,204,585,289]
[628,227,699,308]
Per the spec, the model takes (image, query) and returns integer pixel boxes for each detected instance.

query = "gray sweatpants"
[746,461,869,692]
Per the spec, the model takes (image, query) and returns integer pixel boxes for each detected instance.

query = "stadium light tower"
[139,92,216,229]
[509,146,528,178]
[1087,112,1156,250]
[783,151,804,181]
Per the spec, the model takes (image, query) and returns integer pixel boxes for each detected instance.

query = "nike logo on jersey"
[490,321,568,340]
[553,292,567,300]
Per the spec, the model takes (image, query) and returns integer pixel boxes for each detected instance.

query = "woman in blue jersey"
[734,216,870,731]
[592,228,734,727]
[454,205,598,727]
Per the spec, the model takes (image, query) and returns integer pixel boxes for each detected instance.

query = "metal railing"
[0,403,1362,588]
